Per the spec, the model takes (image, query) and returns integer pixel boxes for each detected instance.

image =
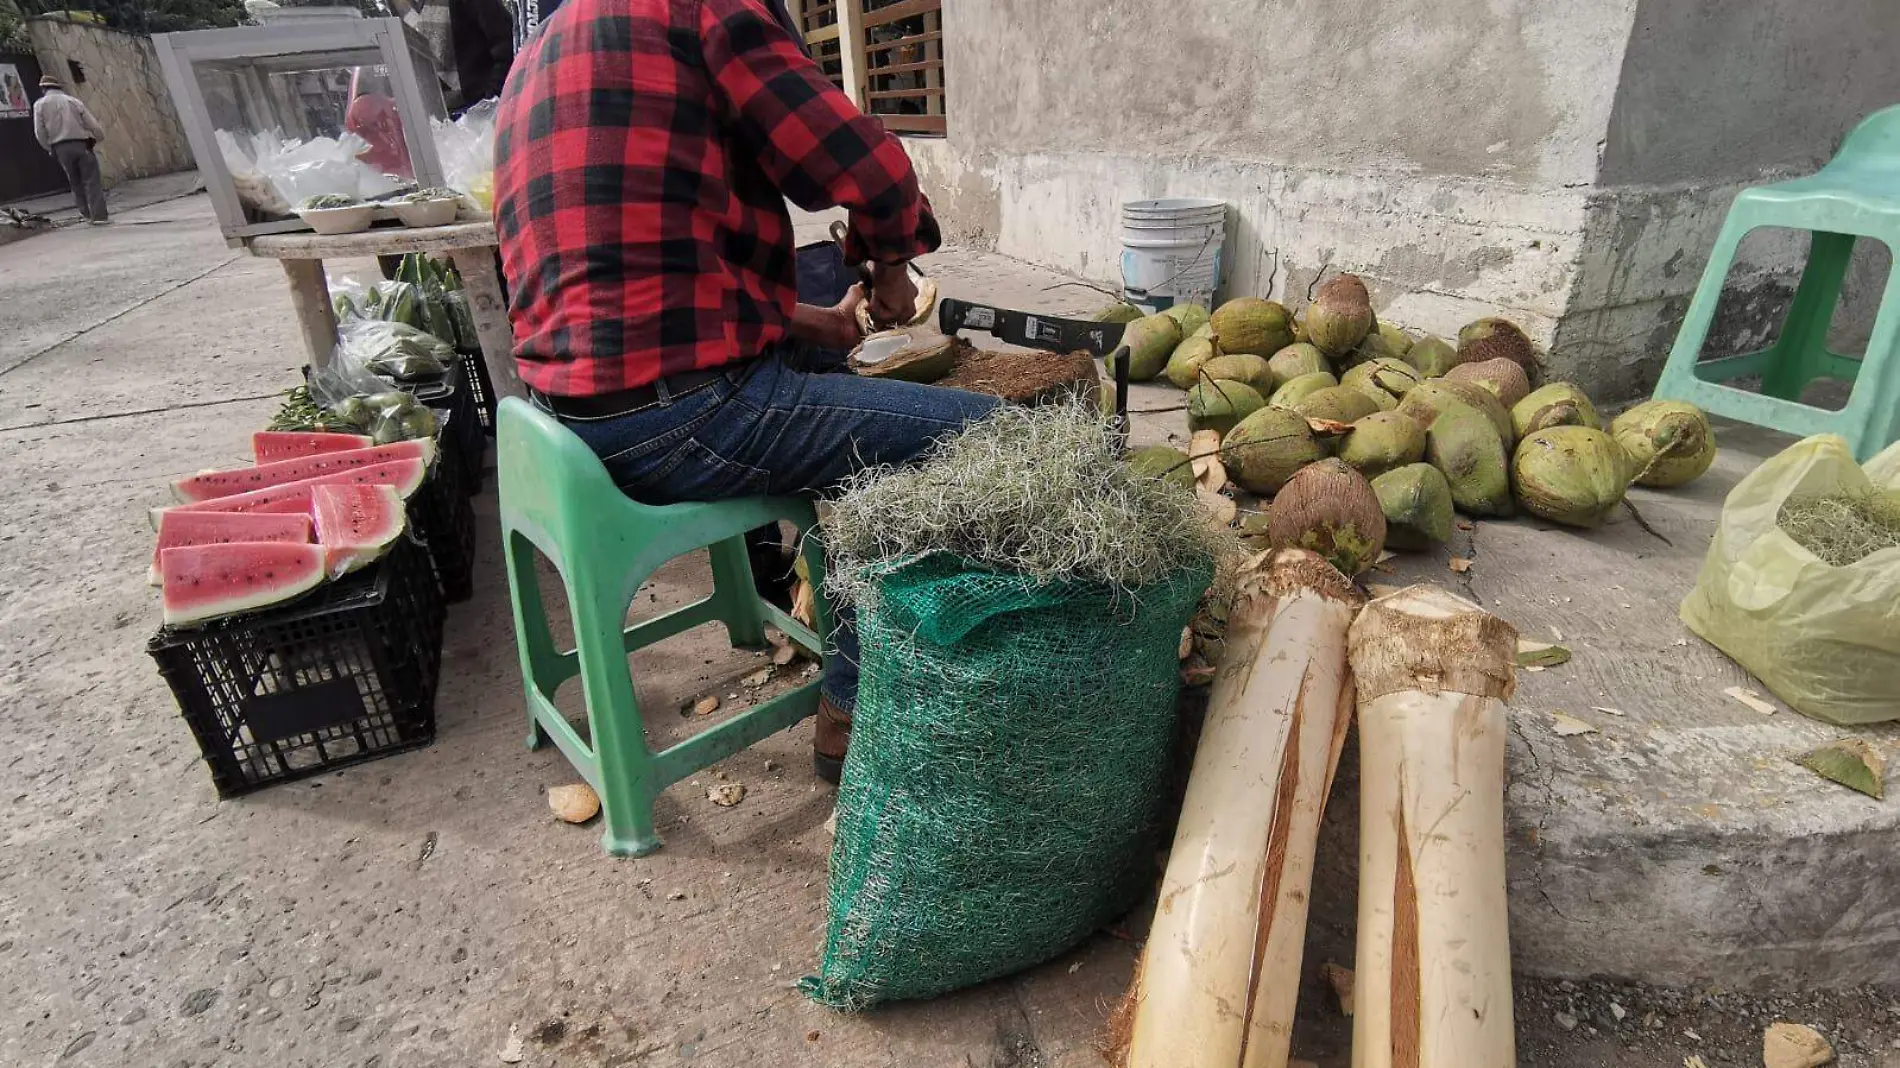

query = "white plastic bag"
[431,99,498,213]
[1680,435,1900,725]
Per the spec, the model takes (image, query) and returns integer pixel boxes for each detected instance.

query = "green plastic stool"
[496,397,833,856]
[1653,104,1900,460]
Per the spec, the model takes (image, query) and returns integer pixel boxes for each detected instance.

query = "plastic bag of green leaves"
[1680,434,1900,725]
[798,403,1223,1011]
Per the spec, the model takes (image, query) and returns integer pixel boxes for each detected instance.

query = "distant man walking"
[32,75,108,225]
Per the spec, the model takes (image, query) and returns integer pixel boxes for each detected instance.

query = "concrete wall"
[910,0,1900,400]
[27,18,194,186]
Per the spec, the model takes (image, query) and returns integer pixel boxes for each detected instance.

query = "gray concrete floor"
[2,193,1897,1068]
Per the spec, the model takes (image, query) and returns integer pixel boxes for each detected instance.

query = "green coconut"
[1457,317,1538,371]
[1209,298,1295,356]
[1224,406,1329,494]
[1342,357,1423,400]
[1187,379,1266,437]
[1164,334,1222,390]
[1611,400,1717,488]
[1267,458,1387,576]
[1405,335,1461,378]
[1304,274,1375,357]
[1125,445,1197,492]
[1269,371,1338,410]
[1427,406,1514,517]
[1401,380,1514,449]
[1122,312,1184,382]
[1267,343,1330,388]
[1445,357,1531,407]
[1338,410,1428,477]
[1091,302,1143,323]
[1290,309,1307,344]
[1512,426,1630,527]
[1371,463,1455,549]
[1337,330,1401,373]
[1511,382,1601,439]
[1295,385,1382,424]
[1195,353,1273,395]
[1377,321,1415,357]
[1162,302,1210,338]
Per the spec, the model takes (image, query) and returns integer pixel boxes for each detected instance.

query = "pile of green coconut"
[1112,276,1718,577]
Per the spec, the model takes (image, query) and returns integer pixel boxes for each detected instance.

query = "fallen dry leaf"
[1794,739,1885,799]
[708,783,747,807]
[742,668,773,688]
[1683,1057,1708,1068]
[1592,706,1626,717]
[1318,962,1355,1016]
[1305,416,1352,437]
[547,783,600,824]
[692,695,720,717]
[1516,640,1572,669]
[1548,712,1599,737]
[497,1023,525,1064]
[1763,1021,1834,1068]
[1189,429,1227,494]
[791,579,816,629]
[1198,486,1238,527]
[1723,685,1777,715]
[1449,557,1473,574]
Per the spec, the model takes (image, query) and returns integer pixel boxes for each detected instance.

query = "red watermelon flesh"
[149,511,312,586]
[150,456,429,528]
[172,439,434,503]
[312,484,405,576]
[159,542,326,627]
[252,430,372,464]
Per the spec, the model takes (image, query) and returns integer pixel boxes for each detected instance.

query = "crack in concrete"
[0,391,281,436]
[0,255,240,379]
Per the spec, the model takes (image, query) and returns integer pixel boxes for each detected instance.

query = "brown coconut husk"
[1456,317,1539,372]
[937,341,1101,406]
[1267,458,1387,575]
[1445,357,1532,407]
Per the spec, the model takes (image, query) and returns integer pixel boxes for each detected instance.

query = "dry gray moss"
[1777,492,1900,566]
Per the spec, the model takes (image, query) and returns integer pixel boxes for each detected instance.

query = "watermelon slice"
[312,484,406,576]
[149,511,312,586]
[172,439,434,503]
[150,456,430,528]
[159,542,326,627]
[253,430,373,464]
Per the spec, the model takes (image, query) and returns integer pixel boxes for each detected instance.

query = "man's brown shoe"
[813,694,852,784]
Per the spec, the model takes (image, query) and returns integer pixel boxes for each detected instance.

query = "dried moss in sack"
[1777,493,1900,566]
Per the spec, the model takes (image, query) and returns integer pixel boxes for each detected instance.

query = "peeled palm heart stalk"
[1512,382,1600,438]
[1266,458,1387,576]
[1121,313,1183,381]
[1199,353,1274,394]
[1404,335,1461,378]
[1304,274,1375,356]
[1187,380,1265,436]
[1224,406,1328,494]
[1209,298,1295,356]
[1428,406,1514,516]
[1611,400,1716,487]
[1164,335,1221,390]
[1445,357,1531,407]
[1457,317,1538,371]
[1512,426,1629,527]
[1267,343,1330,387]
[1372,463,1454,549]
[1339,411,1427,476]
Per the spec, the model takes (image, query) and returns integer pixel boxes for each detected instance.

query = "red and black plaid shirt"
[493,0,940,396]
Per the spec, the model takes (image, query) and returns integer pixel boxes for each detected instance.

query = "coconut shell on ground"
[1267,458,1387,576]
[1456,317,1539,372]
[1445,357,1532,407]
[1404,335,1461,377]
[1338,411,1428,477]
[937,342,1100,406]
[1224,406,1328,495]
[1511,382,1601,438]
[1209,298,1295,356]
[1512,426,1629,527]
[1372,464,1455,549]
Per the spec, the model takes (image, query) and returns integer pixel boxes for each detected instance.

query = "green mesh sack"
[799,553,1211,1011]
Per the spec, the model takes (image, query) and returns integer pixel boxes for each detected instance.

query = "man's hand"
[790,285,867,351]
[867,262,918,328]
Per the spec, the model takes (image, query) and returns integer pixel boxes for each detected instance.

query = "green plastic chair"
[1654,104,1900,460]
[496,397,832,856]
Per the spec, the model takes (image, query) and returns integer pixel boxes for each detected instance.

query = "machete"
[936,296,1136,441]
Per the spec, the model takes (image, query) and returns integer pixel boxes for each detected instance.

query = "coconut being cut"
[849,328,958,383]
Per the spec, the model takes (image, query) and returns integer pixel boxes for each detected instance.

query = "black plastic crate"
[456,349,497,436]
[408,415,478,604]
[149,538,445,798]
[413,360,486,496]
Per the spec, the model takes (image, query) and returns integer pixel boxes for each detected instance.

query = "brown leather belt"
[533,366,732,419]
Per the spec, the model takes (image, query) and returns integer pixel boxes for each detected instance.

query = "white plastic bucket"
[1120,198,1226,314]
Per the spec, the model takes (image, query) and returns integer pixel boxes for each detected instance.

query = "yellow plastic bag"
[1680,434,1900,725]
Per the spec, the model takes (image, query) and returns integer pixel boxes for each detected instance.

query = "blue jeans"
[535,351,999,709]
